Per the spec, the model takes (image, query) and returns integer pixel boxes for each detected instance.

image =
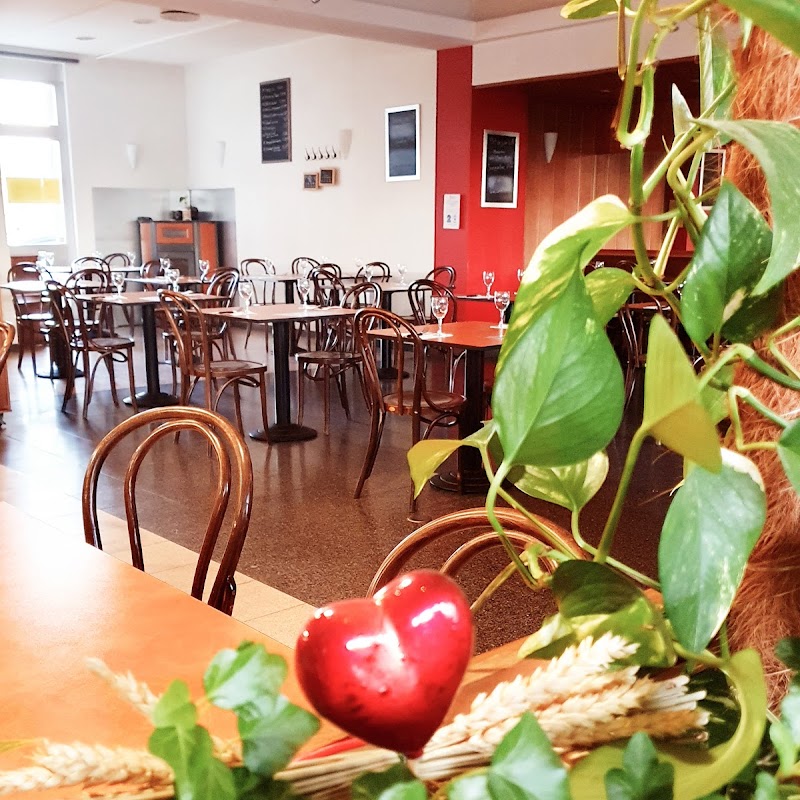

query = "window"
[0,71,71,250]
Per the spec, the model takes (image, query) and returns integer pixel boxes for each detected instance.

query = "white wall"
[473,11,698,86]
[184,35,436,277]
[64,59,189,256]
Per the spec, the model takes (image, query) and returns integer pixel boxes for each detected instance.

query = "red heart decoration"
[295,570,474,757]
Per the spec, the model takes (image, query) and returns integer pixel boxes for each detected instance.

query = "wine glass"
[160,257,171,275]
[126,251,137,268]
[111,272,125,296]
[166,267,180,291]
[493,290,511,329]
[239,281,255,316]
[297,277,311,308]
[198,259,210,282]
[364,263,375,282]
[482,270,495,298]
[431,296,450,338]
[397,264,407,286]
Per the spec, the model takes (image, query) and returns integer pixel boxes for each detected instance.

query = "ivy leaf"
[701,120,800,296]
[512,451,609,512]
[672,85,693,140]
[152,680,197,730]
[494,197,630,468]
[407,422,497,499]
[561,0,619,19]
[780,683,800,745]
[237,694,320,776]
[681,181,775,346]
[519,561,675,667]
[688,669,741,748]
[768,719,796,776]
[659,450,766,653]
[448,773,490,800]
[488,713,570,800]
[204,642,287,710]
[569,650,766,800]
[717,0,800,56]
[642,315,721,472]
[586,268,634,326]
[604,733,675,800]
[231,769,297,800]
[753,771,780,800]
[777,421,800,495]
[698,10,735,129]
[352,763,426,800]
[775,637,800,672]
[149,724,235,800]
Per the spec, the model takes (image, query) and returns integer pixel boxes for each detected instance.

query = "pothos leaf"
[717,0,800,57]
[152,680,197,729]
[604,733,675,800]
[561,0,619,19]
[777,420,800,496]
[672,85,693,140]
[204,642,287,710]
[586,268,635,326]
[351,763,426,800]
[775,637,800,672]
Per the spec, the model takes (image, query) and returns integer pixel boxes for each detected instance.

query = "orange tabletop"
[203,302,354,323]
[370,320,505,351]
[0,505,330,761]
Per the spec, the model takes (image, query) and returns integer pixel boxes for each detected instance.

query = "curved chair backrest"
[240,258,276,276]
[341,281,382,310]
[103,252,131,267]
[356,261,391,281]
[82,406,254,614]
[8,262,40,282]
[317,262,342,278]
[312,271,345,307]
[207,269,239,301]
[140,259,164,280]
[426,266,457,289]
[0,321,15,375]
[291,256,320,275]
[47,282,94,348]
[74,256,109,274]
[65,267,110,294]
[353,307,427,413]
[407,279,457,325]
[368,507,584,610]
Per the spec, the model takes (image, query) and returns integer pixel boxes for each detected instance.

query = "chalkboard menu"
[260,78,292,163]
[481,130,519,208]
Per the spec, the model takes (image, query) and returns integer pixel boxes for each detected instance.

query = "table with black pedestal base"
[89,290,212,409]
[247,274,297,304]
[371,320,504,494]
[203,303,355,443]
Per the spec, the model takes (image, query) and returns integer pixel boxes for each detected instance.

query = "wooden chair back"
[341,281,382,310]
[7,264,49,316]
[46,282,95,349]
[7,262,40,281]
[140,259,164,280]
[407,279,457,325]
[103,252,131,267]
[426,266,457,289]
[0,321,15,375]
[356,261,391,281]
[73,256,109,274]
[317,262,342,278]
[82,406,254,614]
[65,267,110,294]
[291,256,319,275]
[368,507,583,612]
[312,271,345,307]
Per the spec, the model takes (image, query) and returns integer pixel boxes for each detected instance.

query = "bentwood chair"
[356,261,391,282]
[353,307,465,514]
[159,290,270,438]
[6,263,52,372]
[82,406,254,615]
[426,266,457,289]
[103,252,132,268]
[291,256,320,275]
[47,283,138,418]
[368,507,583,610]
[296,281,382,435]
[73,256,109,274]
[317,262,342,279]
[240,259,277,345]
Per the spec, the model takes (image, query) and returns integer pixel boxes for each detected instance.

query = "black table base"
[430,469,489,494]
[249,423,317,443]
[123,390,178,408]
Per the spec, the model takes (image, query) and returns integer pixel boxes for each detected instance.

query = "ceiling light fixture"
[160,10,201,22]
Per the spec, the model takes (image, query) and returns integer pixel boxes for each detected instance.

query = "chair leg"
[297,365,306,426]
[29,327,38,375]
[16,325,24,370]
[354,409,385,498]
[258,373,270,439]
[232,381,244,435]
[105,355,119,405]
[61,354,76,413]
[126,351,138,413]
[81,351,91,419]
[336,370,351,420]
[244,321,253,348]
[322,363,330,436]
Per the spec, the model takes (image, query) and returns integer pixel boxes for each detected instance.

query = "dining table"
[246,273,299,304]
[0,500,522,798]
[202,303,356,443]
[87,290,213,408]
[370,320,504,493]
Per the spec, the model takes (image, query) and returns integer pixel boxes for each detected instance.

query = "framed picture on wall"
[481,130,519,208]
[319,168,337,186]
[385,104,420,181]
[303,173,319,190]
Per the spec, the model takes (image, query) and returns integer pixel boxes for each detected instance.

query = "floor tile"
[230,580,309,622]
[244,603,317,649]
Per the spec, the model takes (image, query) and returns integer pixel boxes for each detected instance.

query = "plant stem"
[630,144,657,280]
[719,620,731,660]
[733,386,788,430]
[470,562,518,615]
[571,510,660,589]
[673,642,725,668]
[616,0,653,149]
[595,427,647,564]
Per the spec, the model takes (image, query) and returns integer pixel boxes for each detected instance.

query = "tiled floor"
[0,321,681,652]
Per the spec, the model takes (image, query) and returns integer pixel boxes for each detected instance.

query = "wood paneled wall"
[524,101,667,265]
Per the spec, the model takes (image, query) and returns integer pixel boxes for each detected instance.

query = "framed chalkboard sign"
[260,78,292,163]
[481,130,519,208]
[385,104,420,181]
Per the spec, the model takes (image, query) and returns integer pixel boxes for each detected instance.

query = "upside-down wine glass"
[493,290,511,330]
[431,296,450,339]
[482,270,495,298]
[297,277,311,308]
[239,281,255,316]
[198,259,210,284]
[166,267,180,292]
[160,257,171,275]
[397,264,407,286]
[111,272,125,296]
[364,263,375,282]
[126,251,137,268]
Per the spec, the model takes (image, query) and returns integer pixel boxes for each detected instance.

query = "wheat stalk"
[0,742,172,796]
[86,658,160,721]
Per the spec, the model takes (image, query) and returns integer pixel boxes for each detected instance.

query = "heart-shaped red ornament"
[295,570,474,757]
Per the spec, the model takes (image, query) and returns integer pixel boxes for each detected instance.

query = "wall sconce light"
[126,142,139,170]
[216,140,226,167]
[544,131,558,164]
[338,128,352,159]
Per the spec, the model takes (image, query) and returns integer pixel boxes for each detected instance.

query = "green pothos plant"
[407,0,800,797]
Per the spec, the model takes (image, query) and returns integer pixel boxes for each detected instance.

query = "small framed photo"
[481,130,520,208]
[303,172,319,190]
[319,167,337,186]
[698,148,726,204]
[385,104,420,182]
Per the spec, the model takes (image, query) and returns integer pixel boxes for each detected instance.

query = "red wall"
[434,47,472,279]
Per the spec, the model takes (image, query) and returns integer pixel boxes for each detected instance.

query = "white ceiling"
[0,0,567,65]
